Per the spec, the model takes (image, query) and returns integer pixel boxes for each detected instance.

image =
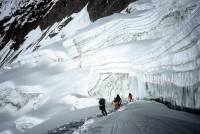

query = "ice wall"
[63,0,200,111]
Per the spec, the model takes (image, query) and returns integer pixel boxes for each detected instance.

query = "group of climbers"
[98,93,134,116]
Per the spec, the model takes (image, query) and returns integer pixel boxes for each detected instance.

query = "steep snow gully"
[0,0,200,133]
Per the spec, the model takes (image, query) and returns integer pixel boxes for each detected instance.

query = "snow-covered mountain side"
[0,0,135,67]
[0,0,200,133]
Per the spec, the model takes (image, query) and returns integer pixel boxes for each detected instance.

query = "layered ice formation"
[62,0,200,111]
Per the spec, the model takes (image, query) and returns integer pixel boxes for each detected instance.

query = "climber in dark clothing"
[115,94,122,106]
[128,93,133,102]
[99,98,107,116]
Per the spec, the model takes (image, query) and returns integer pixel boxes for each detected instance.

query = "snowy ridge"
[39,4,91,47]
[0,0,61,68]
[0,3,92,68]
[0,26,44,67]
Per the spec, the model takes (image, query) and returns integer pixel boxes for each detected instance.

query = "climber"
[128,93,133,102]
[113,98,120,110]
[115,94,122,106]
[99,98,107,116]
[113,94,122,110]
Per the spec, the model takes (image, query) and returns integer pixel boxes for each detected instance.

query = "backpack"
[128,93,132,98]
[115,96,121,102]
[99,98,105,105]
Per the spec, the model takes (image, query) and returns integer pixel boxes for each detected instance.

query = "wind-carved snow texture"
[0,82,43,112]
[15,116,43,132]
[62,0,200,112]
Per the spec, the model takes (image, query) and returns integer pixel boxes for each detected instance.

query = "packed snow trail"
[26,101,200,134]
[43,106,116,134]
[25,102,119,134]
[85,101,200,134]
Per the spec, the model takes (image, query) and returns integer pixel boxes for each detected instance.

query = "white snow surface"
[0,0,200,133]
[38,4,91,47]
[25,101,200,134]
[15,116,43,132]
[0,61,97,133]
[85,102,200,134]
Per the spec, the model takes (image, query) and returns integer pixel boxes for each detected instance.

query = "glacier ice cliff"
[62,0,200,113]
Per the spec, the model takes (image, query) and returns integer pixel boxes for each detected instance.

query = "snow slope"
[0,0,200,133]
[86,101,200,134]
[0,1,102,133]
[0,61,98,133]
[26,101,200,134]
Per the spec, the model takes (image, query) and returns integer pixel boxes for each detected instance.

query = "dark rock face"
[1,0,52,51]
[0,0,136,67]
[87,0,137,21]
[0,0,88,51]
[40,0,89,30]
